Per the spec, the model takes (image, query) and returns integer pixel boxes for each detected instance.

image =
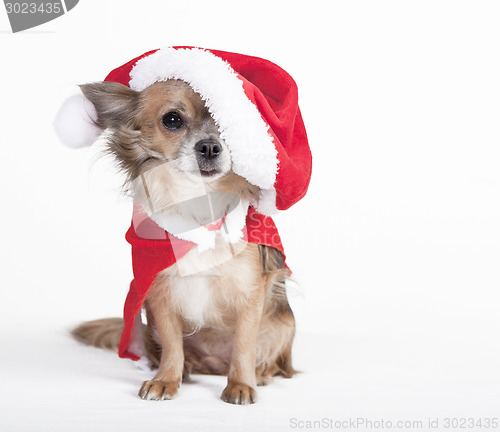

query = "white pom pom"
[53,93,102,148]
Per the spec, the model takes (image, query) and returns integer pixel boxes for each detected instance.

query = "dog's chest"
[164,241,257,329]
[168,274,214,328]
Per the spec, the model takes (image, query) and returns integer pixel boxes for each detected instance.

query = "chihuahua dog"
[72,79,296,405]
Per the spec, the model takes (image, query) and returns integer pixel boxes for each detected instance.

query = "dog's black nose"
[195,140,221,159]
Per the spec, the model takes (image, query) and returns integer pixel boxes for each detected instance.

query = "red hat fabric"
[55,46,312,214]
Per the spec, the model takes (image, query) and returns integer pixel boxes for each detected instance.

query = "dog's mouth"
[196,160,222,177]
[199,167,219,177]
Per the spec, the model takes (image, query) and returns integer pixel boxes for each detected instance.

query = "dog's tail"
[71,318,123,351]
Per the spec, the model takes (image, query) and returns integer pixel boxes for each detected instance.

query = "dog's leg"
[138,292,184,401]
[221,284,265,405]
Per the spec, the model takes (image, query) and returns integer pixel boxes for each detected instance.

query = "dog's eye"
[162,112,184,130]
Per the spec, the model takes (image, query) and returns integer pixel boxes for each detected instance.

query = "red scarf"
[118,207,286,360]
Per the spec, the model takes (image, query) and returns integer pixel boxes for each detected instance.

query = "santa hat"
[54,46,312,213]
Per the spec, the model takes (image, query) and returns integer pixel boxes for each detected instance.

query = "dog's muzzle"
[195,139,223,175]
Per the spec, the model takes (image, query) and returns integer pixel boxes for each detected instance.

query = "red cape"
[118,207,286,360]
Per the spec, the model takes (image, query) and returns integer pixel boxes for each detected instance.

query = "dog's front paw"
[221,382,257,405]
[139,379,180,401]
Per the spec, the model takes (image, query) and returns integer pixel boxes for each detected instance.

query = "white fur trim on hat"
[256,188,278,216]
[129,48,278,192]
[54,93,102,149]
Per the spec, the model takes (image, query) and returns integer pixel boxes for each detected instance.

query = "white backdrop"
[1,1,499,431]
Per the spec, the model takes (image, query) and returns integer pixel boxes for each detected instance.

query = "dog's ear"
[80,82,139,130]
